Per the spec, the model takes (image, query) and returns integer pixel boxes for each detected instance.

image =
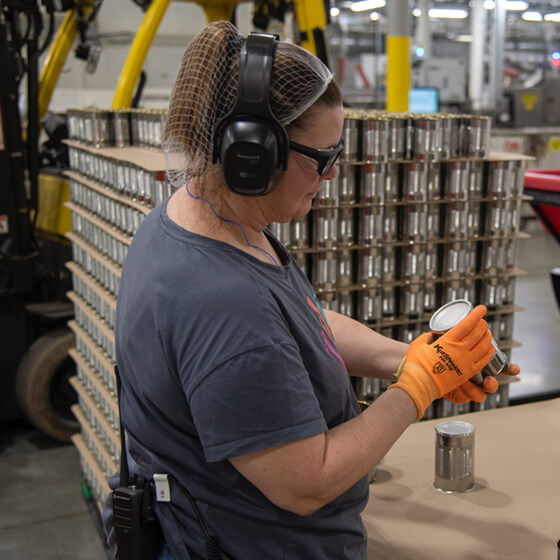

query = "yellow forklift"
[1,0,331,442]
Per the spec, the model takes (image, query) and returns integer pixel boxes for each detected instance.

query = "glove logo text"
[432,344,463,376]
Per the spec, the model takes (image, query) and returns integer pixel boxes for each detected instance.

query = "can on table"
[434,421,475,493]
[429,299,508,384]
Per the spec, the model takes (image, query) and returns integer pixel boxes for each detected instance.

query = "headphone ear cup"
[219,119,282,196]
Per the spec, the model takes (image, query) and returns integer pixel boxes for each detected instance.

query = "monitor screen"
[409,88,439,113]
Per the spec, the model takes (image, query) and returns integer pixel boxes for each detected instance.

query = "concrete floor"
[0,218,558,560]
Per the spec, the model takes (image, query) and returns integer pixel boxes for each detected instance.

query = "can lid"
[436,421,475,437]
[429,299,473,333]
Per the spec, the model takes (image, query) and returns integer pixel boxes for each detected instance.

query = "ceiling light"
[483,0,495,9]
[504,1,528,10]
[330,6,340,16]
[428,8,468,19]
[544,12,560,22]
[369,11,381,20]
[521,10,542,21]
[350,0,386,12]
[412,7,422,17]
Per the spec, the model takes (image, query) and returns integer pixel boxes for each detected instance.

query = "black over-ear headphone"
[212,32,289,196]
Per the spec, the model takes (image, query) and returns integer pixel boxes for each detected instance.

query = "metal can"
[359,245,382,287]
[381,286,395,317]
[405,162,427,202]
[486,161,509,199]
[342,117,360,161]
[387,116,406,160]
[337,249,353,286]
[385,163,400,202]
[468,116,491,158]
[360,205,383,245]
[468,161,484,197]
[314,208,338,249]
[317,177,338,204]
[290,217,309,249]
[485,198,508,237]
[403,244,426,282]
[336,165,357,203]
[383,205,399,242]
[443,241,467,278]
[313,251,337,291]
[445,200,468,239]
[446,161,469,200]
[403,283,423,318]
[434,421,475,493]
[466,200,481,238]
[427,163,441,200]
[426,203,441,241]
[338,290,354,317]
[382,245,396,282]
[338,207,355,246]
[429,299,508,382]
[424,281,437,313]
[361,164,385,204]
[404,203,427,243]
[425,242,439,280]
[359,287,382,323]
[364,116,389,163]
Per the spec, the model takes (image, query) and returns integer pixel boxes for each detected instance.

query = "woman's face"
[262,103,344,223]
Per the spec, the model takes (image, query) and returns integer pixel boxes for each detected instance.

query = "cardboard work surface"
[363,398,560,560]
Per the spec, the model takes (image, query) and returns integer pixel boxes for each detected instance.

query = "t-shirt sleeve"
[187,342,328,462]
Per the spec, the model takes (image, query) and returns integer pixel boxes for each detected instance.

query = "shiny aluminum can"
[360,205,383,245]
[359,287,382,323]
[314,208,338,249]
[486,161,509,199]
[485,199,508,237]
[405,162,427,202]
[342,117,360,161]
[291,217,309,249]
[361,164,385,204]
[439,116,457,160]
[468,116,491,158]
[382,245,396,282]
[112,110,130,147]
[424,281,437,313]
[388,116,406,161]
[313,251,337,290]
[425,242,439,280]
[502,276,516,305]
[412,117,439,161]
[426,204,441,240]
[383,205,398,243]
[444,241,466,278]
[482,239,506,275]
[317,177,338,204]
[336,165,357,203]
[446,200,468,239]
[337,249,353,286]
[385,163,400,202]
[511,160,526,197]
[403,244,426,282]
[338,290,354,317]
[404,203,427,243]
[468,161,484,197]
[359,246,382,287]
[427,163,441,200]
[499,313,514,342]
[403,284,423,318]
[364,117,389,163]
[381,286,395,317]
[338,207,355,246]
[446,161,469,200]
[434,421,475,493]
[269,222,290,246]
[466,201,481,238]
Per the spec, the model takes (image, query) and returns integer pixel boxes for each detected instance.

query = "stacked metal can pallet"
[65,108,171,511]
[65,107,528,508]
[270,109,528,420]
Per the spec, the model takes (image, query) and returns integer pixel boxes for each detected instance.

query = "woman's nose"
[324,162,338,181]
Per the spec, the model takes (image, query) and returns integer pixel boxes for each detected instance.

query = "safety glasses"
[289,138,344,176]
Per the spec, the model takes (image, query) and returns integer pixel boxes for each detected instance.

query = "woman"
[110,21,517,560]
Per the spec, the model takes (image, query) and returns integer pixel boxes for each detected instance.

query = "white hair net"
[163,20,333,189]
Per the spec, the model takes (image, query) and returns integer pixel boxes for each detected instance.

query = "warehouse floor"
[1,218,559,560]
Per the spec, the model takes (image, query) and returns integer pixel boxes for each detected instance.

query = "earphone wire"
[184,183,279,267]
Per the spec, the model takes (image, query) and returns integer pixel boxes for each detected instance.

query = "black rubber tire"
[15,329,79,442]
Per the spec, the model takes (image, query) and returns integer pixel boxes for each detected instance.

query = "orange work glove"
[389,305,494,419]
[444,362,521,404]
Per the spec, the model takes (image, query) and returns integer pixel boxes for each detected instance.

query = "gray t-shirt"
[115,196,369,559]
